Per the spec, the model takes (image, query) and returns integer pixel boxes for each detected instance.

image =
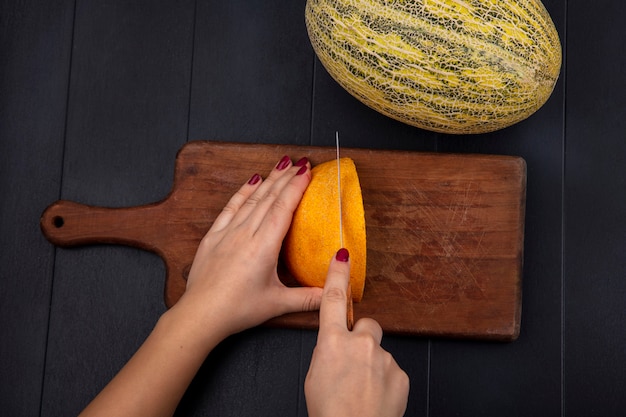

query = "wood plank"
[185,3,319,412]
[564,1,626,415]
[38,1,195,415]
[429,0,566,414]
[178,328,304,417]
[0,1,74,415]
[41,141,526,341]
[303,7,436,415]
[188,0,315,145]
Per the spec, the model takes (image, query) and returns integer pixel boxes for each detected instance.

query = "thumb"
[277,285,324,314]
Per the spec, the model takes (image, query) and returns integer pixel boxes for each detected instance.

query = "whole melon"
[305,0,562,134]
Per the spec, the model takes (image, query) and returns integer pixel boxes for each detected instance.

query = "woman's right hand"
[304,249,410,417]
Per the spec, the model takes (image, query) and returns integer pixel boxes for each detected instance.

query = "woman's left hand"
[174,155,323,340]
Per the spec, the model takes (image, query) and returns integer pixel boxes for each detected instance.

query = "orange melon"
[284,158,366,302]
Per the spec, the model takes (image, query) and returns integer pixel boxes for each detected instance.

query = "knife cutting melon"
[283,158,366,302]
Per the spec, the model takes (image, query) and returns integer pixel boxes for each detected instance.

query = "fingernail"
[276,155,291,170]
[248,173,261,185]
[336,248,349,262]
[296,165,308,176]
[294,157,308,167]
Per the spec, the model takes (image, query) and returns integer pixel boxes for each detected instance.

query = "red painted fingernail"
[336,248,349,262]
[294,157,308,167]
[276,155,291,170]
[296,165,308,176]
[248,173,261,185]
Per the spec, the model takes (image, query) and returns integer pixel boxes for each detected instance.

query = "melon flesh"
[283,158,367,302]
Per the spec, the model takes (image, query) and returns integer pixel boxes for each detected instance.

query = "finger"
[275,285,324,315]
[318,249,351,334]
[351,317,383,344]
[253,161,311,241]
[226,155,295,229]
[209,173,263,233]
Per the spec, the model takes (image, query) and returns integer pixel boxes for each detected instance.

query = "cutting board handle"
[41,199,193,308]
[40,200,163,253]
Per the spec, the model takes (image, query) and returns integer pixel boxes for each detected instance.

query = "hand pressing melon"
[283,158,366,302]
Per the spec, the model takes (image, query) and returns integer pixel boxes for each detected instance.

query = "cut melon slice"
[284,158,366,302]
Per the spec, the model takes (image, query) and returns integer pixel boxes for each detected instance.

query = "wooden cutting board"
[41,140,526,341]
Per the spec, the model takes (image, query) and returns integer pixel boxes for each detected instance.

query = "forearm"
[79,300,228,417]
[78,158,321,416]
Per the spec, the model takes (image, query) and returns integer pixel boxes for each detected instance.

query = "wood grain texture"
[41,140,526,341]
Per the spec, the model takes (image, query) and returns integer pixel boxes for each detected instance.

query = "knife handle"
[347,283,354,331]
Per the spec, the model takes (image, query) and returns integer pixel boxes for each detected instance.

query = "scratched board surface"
[41,141,526,340]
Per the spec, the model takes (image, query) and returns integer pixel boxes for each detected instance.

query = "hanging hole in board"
[53,216,64,228]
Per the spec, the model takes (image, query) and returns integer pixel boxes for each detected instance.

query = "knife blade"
[336,131,354,331]
[336,131,344,248]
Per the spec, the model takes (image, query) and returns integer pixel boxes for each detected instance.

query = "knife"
[336,131,354,331]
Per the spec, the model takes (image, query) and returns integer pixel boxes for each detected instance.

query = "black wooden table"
[1,1,624,416]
